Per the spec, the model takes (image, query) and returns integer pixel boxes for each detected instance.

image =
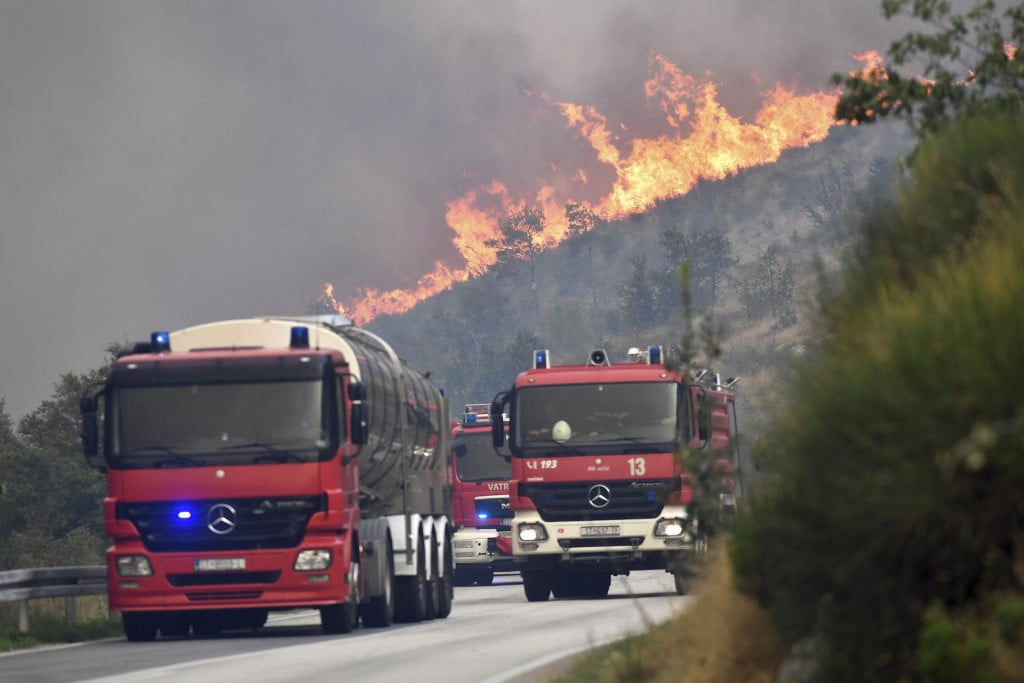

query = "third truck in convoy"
[449,403,515,586]
[489,346,740,601]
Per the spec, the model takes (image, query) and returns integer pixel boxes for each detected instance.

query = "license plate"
[194,558,246,572]
[580,525,621,537]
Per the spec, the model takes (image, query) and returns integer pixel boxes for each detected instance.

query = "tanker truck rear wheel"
[395,567,428,622]
[360,539,395,628]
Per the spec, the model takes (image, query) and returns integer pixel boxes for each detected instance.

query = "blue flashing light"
[175,509,193,521]
[150,331,171,352]
[646,491,656,502]
[290,325,310,349]
[648,345,663,366]
[465,414,477,423]
[534,349,549,369]
[477,512,489,520]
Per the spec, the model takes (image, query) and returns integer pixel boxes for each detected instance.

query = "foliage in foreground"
[729,111,1024,682]
[552,544,785,683]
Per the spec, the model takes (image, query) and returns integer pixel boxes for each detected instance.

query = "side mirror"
[350,403,368,446]
[79,384,106,470]
[348,380,366,402]
[490,401,505,449]
[453,444,467,459]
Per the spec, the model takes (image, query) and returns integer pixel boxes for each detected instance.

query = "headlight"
[517,522,548,542]
[294,549,332,571]
[453,539,476,549]
[654,518,685,537]
[116,555,153,577]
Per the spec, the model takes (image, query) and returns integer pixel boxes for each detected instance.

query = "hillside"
[367,119,914,438]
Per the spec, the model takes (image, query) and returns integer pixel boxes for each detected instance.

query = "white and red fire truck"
[489,346,739,601]
[450,404,516,586]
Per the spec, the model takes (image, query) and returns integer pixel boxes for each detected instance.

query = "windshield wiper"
[588,436,668,452]
[216,442,307,463]
[523,439,588,456]
[123,446,204,468]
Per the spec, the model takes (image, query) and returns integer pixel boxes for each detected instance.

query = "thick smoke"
[0,1,917,416]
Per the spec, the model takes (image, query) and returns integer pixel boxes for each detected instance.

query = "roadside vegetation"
[0,598,121,652]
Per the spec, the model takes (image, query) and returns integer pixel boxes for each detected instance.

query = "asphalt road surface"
[0,571,690,683]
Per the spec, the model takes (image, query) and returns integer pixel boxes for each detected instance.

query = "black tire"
[158,613,189,638]
[453,566,475,587]
[550,573,574,599]
[394,570,428,623]
[361,538,395,628]
[522,571,551,602]
[320,603,357,634]
[424,575,440,620]
[322,557,360,634]
[122,612,158,642]
[673,571,690,595]
[435,572,453,619]
[476,567,495,586]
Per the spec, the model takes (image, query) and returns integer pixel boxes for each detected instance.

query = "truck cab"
[450,404,515,586]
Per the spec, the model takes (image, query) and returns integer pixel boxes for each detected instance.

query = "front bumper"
[452,527,516,570]
[107,537,350,613]
[511,507,695,571]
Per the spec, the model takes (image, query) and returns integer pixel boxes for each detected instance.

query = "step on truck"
[450,404,515,586]
[79,315,453,640]
[489,346,739,601]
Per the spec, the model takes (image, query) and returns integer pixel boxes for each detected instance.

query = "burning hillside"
[323,51,881,325]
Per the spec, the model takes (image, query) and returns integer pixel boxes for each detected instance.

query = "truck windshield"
[516,382,677,454]
[452,431,510,482]
[109,379,328,468]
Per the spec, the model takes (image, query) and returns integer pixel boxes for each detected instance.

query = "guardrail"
[0,566,106,632]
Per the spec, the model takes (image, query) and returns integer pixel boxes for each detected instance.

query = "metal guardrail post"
[19,600,29,633]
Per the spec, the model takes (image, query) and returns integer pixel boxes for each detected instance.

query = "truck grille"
[116,496,324,553]
[518,480,672,522]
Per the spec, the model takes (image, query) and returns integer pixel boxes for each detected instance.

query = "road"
[0,571,690,683]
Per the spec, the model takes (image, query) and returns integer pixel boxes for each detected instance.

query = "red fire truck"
[450,404,515,586]
[80,316,453,640]
[489,346,739,601]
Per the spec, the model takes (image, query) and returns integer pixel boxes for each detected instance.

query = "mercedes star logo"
[207,503,238,535]
[587,484,611,509]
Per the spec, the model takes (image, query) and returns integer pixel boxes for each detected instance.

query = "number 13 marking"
[627,457,646,476]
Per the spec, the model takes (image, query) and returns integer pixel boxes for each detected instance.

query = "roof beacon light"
[290,326,310,349]
[588,349,610,366]
[648,345,663,366]
[533,349,550,369]
[150,331,171,352]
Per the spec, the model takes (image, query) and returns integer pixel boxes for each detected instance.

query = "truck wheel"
[435,571,453,618]
[522,571,551,602]
[322,560,360,634]
[673,571,691,595]
[395,569,428,622]
[476,567,494,586]
[424,575,440,620]
[122,612,159,642]
[321,603,357,634]
[361,539,395,628]
[550,573,574,599]
[453,566,475,587]
[158,612,189,638]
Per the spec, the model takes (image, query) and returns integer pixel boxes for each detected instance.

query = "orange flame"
[326,51,865,325]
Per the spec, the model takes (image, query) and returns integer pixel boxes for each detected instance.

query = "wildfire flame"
[327,51,882,325]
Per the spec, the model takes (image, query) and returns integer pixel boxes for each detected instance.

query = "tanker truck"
[79,315,453,641]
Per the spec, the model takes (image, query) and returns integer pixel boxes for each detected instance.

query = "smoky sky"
[0,1,919,417]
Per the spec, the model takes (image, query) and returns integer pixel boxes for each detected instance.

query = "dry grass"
[553,543,786,683]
